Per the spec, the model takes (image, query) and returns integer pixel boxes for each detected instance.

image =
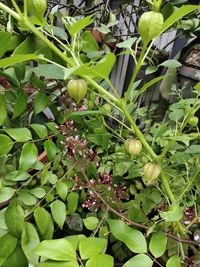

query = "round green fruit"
[67,79,87,103]
[188,116,199,127]
[101,104,112,114]
[138,11,164,43]
[143,163,161,185]
[125,139,142,155]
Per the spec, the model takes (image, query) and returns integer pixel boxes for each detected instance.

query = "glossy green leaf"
[0,187,15,203]
[21,223,40,265]
[123,254,153,267]
[56,182,68,201]
[149,231,167,258]
[31,124,48,139]
[34,239,76,261]
[5,199,24,238]
[0,233,18,265]
[67,192,79,214]
[0,135,14,156]
[83,217,99,230]
[27,0,47,23]
[82,31,99,53]
[30,188,46,198]
[159,60,181,68]
[50,200,66,229]
[160,204,184,222]
[3,128,32,142]
[79,237,107,259]
[107,219,147,253]
[116,38,137,49]
[0,94,7,126]
[44,140,58,161]
[0,54,39,68]
[4,171,30,182]
[13,92,28,119]
[34,207,54,239]
[86,254,114,267]
[3,245,28,267]
[32,64,76,80]
[166,255,181,267]
[68,16,94,36]
[65,235,86,250]
[38,261,79,267]
[18,189,37,206]
[19,143,38,172]
[13,36,41,55]
[34,92,49,114]
[0,32,22,59]
[158,5,200,37]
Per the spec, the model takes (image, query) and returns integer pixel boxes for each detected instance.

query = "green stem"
[0,2,21,20]
[178,169,200,201]
[124,42,148,104]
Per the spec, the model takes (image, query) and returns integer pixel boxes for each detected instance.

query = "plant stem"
[124,42,148,104]
[0,2,21,20]
[178,168,200,201]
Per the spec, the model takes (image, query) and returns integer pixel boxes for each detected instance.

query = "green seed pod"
[67,79,87,103]
[138,11,164,44]
[125,139,142,155]
[188,116,199,127]
[143,163,161,185]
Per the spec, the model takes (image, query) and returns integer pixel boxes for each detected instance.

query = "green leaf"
[13,36,41,55]
[21,223,40,265]
[18,189,37,206]
[160,204,184,222]
[34,92,49,114]
[3,128,32,142]
[82,31,99,53]
[65,235,86,250]
[5,198,24,238]
[123,254,153,267]
[19,143,38,172]
[79,237,107,259]
[166,255,181,267]
[0,135,14,156]
[83,217,99,230]
[34,207,54,239]
[149,231,167,258]
[0,94,7,126]
[74,53,116,80]
[56,182,68,201]
[68,16,94,36]
[86,254,114,267]
[38,261,79,267]
[27,0,47,23]
[159,60,182,68]
[0,54,39,68]
[34,239,76,261]
[3,245,28,267]
[0,233,18,266]
[0,187,15,203]
[107,219,147,253]
[116,38,137,49]
[30,188,46,198]
[185,145,200,154]
[158,5,200,37]
[44,140,58,161]
[67,192,79,214]
[31,124,48,139]
[0,32,22,59]
[50,200,66,229]
[13,92,28,119]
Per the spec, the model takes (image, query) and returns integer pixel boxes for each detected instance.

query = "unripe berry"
[67,79,87,103]
[143,163,161,185]
[138,11,164,43]
[125,139,142,155]
[188,116,199,127]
